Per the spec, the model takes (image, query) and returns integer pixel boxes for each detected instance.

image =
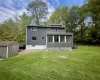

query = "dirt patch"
[19,49,45,55]
[58,56,68,59]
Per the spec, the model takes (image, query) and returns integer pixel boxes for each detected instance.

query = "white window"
[48,36,53,42]
[31,27,37,31]
[12,46,15,51]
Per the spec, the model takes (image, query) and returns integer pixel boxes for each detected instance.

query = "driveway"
[19,49,45,55]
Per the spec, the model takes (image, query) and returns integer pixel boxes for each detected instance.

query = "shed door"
[0,47,7,59]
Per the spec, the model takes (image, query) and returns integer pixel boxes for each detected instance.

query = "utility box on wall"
[0,42,19,59]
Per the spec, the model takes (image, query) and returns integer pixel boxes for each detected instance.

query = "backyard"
[0,45,100,80]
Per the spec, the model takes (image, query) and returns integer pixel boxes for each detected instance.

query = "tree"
[65,6,80,32]
[27,0,48,25]
[16,12,34,44]
[88,0,100,28]
[87,0,100,44]
[48,6,68,25]
[78,4,89,38]
[48,7,61,24]
[0,12,33,44]
[0,19,18,41]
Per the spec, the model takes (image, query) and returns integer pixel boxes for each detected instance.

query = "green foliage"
[88,0,100,27]
[48,6,68,24]
[27,0,48,25]
[0,13,33,44]
[66,6,80,32]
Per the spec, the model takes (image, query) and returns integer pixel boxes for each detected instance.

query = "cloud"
[0,0,31,23]
[0,0,55,23]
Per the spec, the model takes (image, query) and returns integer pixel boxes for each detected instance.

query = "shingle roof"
[0,41,15,47]
[27,25,65,29]
[46,31,73,35]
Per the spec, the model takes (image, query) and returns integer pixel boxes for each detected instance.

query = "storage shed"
[0,42,19,59]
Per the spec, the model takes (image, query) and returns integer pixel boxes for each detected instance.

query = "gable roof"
[0,41,16,47]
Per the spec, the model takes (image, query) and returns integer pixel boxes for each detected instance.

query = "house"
[0,42,19,59]
[26,24,73,50]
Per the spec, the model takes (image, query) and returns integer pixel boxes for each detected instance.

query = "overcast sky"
[0,0,84,23]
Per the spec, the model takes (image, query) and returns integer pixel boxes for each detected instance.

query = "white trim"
[6,46,8,58]
[12,46,15,51]
[65,36,66,42]
[59,36,60,42]
[53,36,54,42]
[26,26,27,45]
[46,35,47,48]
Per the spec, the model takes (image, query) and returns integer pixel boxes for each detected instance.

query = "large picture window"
[54,36,59,42]
[60,36,65,42]
[48,36,53,42]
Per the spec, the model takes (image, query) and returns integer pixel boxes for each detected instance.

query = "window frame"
[32,37,37,40]
[12,46,15,51]
[42,37,44,39]
[31,27,37,31]
[48,36,53,42]
[66,35,71,43]
[54,35,59,42]
[48,28,51,31]
[56,29,58,31]
[60,35,65,42]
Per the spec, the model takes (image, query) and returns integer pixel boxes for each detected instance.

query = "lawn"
[0,46,100,80]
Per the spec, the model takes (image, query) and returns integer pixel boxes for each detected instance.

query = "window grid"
[32,37,36,40]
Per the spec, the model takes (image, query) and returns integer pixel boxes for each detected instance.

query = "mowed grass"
[0,46,100,80]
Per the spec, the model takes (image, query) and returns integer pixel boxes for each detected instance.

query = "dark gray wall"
[0,47,7,59]
[8,43,19,58]
[27,26,65,46]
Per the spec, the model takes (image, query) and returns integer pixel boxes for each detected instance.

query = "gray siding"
[8,43,19,58]
[0,47,7,59]
[27,27,46,46]
[47,42,73,48]
[27,26,65,46]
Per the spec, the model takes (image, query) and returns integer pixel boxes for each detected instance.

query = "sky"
[0,0,84,23]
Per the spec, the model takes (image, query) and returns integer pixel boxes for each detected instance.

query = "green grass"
[0,46,100,80]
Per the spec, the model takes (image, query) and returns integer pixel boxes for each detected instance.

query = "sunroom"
[46,32,73,50]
